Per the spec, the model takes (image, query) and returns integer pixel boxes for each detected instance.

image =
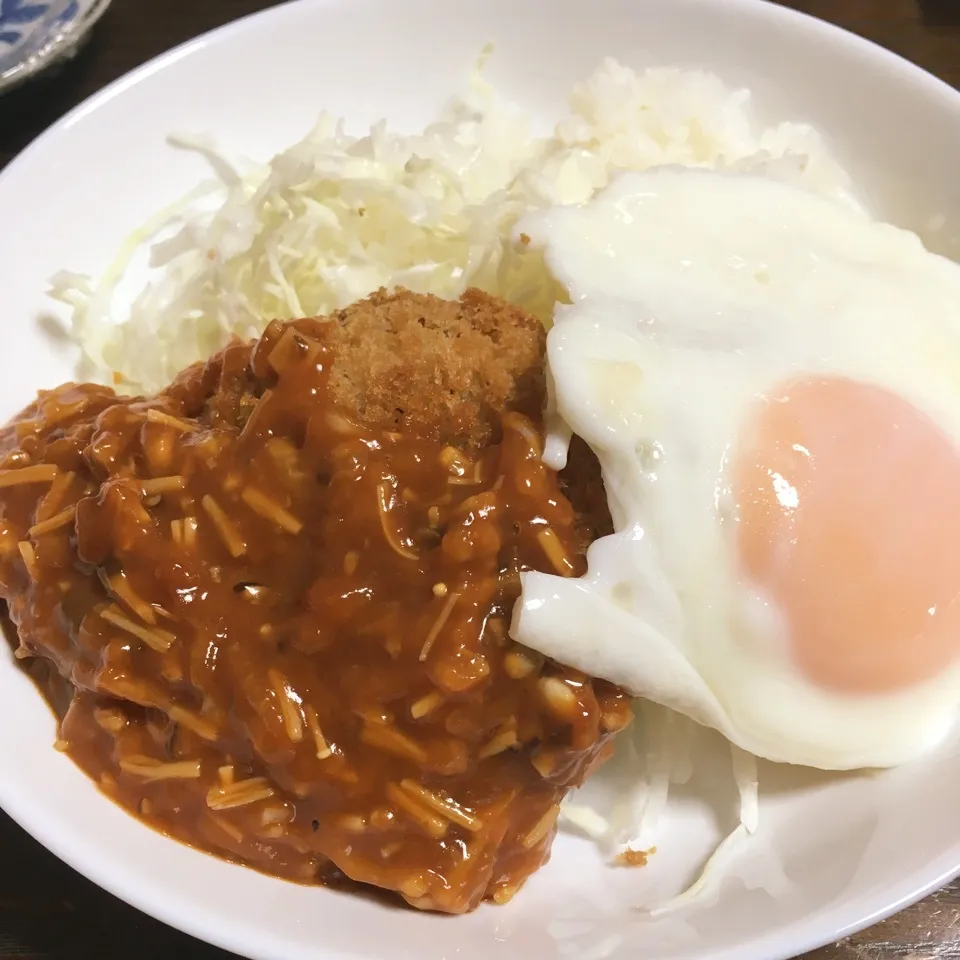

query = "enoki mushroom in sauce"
[0,317,630,914]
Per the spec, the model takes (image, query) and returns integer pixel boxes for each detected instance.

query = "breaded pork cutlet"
[204,286,611,550]
[323,287,547,451]
[0,286,627,914]
[321,288,613,549]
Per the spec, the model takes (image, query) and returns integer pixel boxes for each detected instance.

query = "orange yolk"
[735,376,960,693]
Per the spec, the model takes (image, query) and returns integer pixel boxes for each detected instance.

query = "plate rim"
[1,1,960,958]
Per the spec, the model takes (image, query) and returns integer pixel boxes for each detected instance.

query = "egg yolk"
[735,376,960,693]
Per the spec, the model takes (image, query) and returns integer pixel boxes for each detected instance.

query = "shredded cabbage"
[562,704,763,914]
[50,51,852,393]
[646,745,760,917]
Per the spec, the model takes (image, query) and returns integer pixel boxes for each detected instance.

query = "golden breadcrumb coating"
[322,287,546,451]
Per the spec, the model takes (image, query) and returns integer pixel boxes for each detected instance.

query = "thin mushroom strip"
[27,506,76,538]
[522,805,561,849]
[399,780,482,833]
[207,778,276,811]
[100,605,175,653]
[268,669,305,743]
[0,464,58,487]
[141,476,186,496]
[119,757,202,781]
[386,783,448,840]
[146,408,197,433]
[304,706,332,760]
[536,527,576,577]
[201,495,247,558]
[377,482,419,561]
[241,487,303,535]
[419,591,459,662]
[107,572,157,625]
[35,469,75,521]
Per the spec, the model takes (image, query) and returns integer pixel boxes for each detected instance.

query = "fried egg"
[512,167,960,769]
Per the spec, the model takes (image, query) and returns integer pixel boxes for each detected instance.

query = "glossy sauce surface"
[0,317,629,913]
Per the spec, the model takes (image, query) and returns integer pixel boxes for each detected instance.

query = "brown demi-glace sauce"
[0,315,630,913]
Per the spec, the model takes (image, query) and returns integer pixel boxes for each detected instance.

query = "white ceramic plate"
[2,2,960,959]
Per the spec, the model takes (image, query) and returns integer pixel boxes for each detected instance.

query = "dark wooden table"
[2,0,960,957]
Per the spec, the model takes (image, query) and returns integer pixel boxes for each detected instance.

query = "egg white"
[512,167,960,769]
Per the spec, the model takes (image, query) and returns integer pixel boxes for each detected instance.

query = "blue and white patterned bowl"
[0,0,111,94]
